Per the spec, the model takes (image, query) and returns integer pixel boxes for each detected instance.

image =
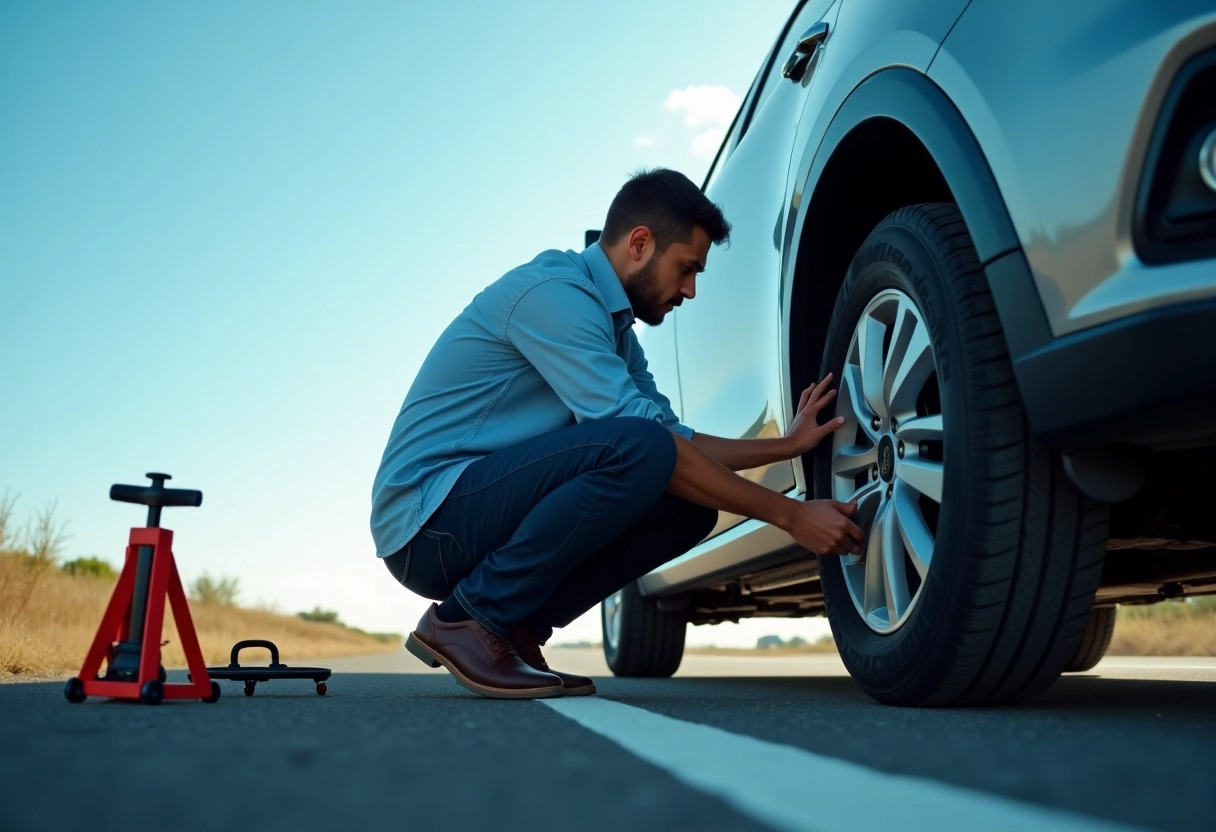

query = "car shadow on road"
[598,672,1215,717]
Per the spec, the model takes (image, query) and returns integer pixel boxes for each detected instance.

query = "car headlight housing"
[1135,47,1216,264]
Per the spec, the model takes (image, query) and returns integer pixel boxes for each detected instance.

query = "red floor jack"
[64,473,220,705]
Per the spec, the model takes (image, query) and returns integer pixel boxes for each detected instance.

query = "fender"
[785,67,1053,435]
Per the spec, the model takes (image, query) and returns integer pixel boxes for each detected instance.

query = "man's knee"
[614,417,677,481]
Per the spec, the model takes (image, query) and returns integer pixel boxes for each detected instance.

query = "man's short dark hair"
[600,168,731,253]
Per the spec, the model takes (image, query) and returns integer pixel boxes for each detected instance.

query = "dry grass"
[1108,598,1216,656]
[0,554,398,679]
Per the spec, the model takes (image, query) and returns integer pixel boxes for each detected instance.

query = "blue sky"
[1,0,830,647]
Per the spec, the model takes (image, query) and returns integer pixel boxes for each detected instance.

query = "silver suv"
[598,0,1216,705]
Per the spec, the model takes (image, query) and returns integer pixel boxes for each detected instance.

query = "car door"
[675,0,841,534]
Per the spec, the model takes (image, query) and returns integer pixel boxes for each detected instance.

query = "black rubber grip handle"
[229,639,283,668]
[109,484,203,508]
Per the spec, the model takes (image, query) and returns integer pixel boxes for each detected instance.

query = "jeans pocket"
[384,542,413,586]
[404,528,469,600]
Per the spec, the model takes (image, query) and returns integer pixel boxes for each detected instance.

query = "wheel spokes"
[895,457,944,503]
[604,592,623,649]
[883,304,935,419]
[833,287,944,635]
[861,502,891,628]
[881,500,912,622]
[839,364,880,443]
[833,444,878,479]
[893,480,933,579]
[857,315,888,420]
[895,413,943,444]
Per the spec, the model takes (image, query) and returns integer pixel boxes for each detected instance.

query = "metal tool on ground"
[65,473,219,706]
[203,639,331,696]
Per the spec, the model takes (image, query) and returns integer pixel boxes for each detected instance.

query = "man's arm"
[668,433,864,556]
[691,374,845,471]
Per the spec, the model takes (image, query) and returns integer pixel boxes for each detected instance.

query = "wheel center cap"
[878,436,896,483]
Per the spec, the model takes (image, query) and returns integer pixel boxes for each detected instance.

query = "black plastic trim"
[1013,298,1216,449]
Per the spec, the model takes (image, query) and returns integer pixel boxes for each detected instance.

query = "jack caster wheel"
[140,679,164,706]
[64,677,87,703]
[244,680,256,697]
[203,681,221,703]
[316,682,327,696]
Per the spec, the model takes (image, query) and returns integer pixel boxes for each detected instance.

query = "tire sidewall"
[814,218,978,699]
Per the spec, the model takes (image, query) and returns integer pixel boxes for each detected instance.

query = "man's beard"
[623,256,677,326]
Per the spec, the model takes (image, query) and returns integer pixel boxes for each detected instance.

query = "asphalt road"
[2,650,1212,832]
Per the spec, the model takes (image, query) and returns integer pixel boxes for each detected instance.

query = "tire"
[1065,606,1116,672]
[601,581,685,677]
[814,203,1109,706]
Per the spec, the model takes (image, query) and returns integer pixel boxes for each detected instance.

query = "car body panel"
[930,0,1216,337]
[679,0,972,521]
[638,0,1216,601]
[674,0,841,537]
[643,0,974,590]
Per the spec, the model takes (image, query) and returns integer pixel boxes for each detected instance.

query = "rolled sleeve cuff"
[669,422,694,440]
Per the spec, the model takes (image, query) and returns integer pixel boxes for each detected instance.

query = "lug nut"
[886,484,893,498]
[897,441,905,458]
[871,465,879,480]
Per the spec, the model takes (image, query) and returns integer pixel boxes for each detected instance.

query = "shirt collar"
[575,242,634,331]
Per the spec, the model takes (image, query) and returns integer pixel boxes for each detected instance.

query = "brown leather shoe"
[508,625,597,696]
[405,605,564,699]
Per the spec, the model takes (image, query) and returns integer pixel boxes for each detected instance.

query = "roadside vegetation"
[1109,596,1216,656]
[0,492,398,678]
[711,599,1216,656]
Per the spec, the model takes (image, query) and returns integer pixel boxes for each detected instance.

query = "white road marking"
[541,697,1142,832]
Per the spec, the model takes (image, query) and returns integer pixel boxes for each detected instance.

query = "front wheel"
[601,581,685,677]
[814,203,1108,706]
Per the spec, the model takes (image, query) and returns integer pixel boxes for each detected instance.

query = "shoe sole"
[405,633,564,700]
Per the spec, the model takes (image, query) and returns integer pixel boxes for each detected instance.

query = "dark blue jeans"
[383,417,717,640]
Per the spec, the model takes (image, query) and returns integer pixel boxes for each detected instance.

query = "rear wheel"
[601,581,685,677]
[814,203,1109,706]
[1065,606,1116,672]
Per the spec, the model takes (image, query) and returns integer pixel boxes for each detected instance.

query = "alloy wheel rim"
[830,288,945,634]
[603,590,624,651]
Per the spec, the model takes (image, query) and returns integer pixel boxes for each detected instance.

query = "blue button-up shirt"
[370,242,694,557]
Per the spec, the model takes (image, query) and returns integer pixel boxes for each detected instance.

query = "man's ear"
[626,226,652,262]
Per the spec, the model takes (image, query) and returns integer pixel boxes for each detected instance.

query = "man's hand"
[785,498,864,556]
[786,373,846,456]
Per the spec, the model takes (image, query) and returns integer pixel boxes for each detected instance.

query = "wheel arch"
[786,68,1048,412]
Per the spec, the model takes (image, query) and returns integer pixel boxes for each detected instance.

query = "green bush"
[298,607,342,625]
[188,572,240,606]
[62,557,117,579]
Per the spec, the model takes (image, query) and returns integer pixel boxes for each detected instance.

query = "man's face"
[623,225,711,326]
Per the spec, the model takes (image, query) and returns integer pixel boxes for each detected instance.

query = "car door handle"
[781,22,829,83]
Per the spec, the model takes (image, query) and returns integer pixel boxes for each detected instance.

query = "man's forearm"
[670,434,796,527]
[690,432,799,472]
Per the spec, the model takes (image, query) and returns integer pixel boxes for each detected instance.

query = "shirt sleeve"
[618,326,695,439]
[505,276,693,437]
